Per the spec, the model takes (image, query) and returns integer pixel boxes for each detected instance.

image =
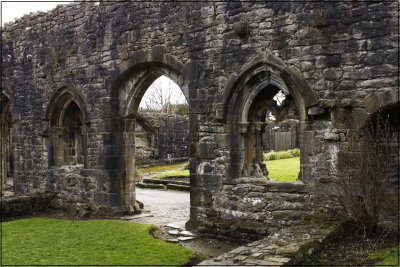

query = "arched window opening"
[241,87,301,182]
[48,91,87,168]
[1,95,13,195]
[62,101,84,165]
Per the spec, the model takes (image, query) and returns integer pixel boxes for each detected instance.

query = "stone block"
[319,99,337,109]
[202,174,223,188]
[300,164,312,183]
[216,133,230,147]
[94,192,121,207]
[182,60,200,82]
[339,98,352,108]
[166,184,190,191]
[360,90,397,115]
[300,131,314,159]
[331,108,368,129]
[190,142,216,159]
[307,107,325,116]
[323,132,340,141]
[265,182,308,193]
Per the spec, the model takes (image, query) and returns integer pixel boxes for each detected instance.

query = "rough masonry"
[1,1,398,239]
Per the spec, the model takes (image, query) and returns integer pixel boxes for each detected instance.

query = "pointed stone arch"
[102,45,199,214]
[223,50,319,181]
[0,92,13,195]
[46,87,89,167]
[222,50,319,123]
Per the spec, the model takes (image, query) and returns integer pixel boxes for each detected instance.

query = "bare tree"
[332,115,390,234]
[140,76,186,115]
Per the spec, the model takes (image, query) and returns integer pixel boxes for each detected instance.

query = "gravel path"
[132,188,190,228]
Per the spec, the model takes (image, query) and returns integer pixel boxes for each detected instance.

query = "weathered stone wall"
[135,113,189,165]
[158,115,189,162]
[1,1,398,238]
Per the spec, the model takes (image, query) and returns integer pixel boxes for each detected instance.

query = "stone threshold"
[136,178,190,191]
[198,218,341,266]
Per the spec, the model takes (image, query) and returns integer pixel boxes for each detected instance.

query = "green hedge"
[264,148,300,161]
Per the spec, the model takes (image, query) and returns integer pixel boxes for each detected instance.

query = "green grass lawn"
[156,169,190,179]
[265,157,300,182]
[2,218,194,265]
[374,246,400,266]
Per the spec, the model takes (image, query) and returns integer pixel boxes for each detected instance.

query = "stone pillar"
[50,127,65,166]
[122,117,136,214]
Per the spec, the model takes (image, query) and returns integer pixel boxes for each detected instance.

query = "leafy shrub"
[265,151,279,161]
[278,151,292,159]
[264,148,301,161]
[291,148,300,157]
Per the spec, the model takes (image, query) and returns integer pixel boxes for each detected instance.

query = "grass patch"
[139,163,186,173]
[265,157,300,182]
[156,170,190,179]
[2,218,194,265]
[302,223,398,266]
[374,246,400,266]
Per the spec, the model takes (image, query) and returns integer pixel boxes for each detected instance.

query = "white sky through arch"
[139,75,187,111]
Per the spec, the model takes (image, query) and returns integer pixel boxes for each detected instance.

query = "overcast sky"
[1,1,69,25]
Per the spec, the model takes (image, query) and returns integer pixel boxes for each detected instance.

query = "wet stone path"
[121,188,239,260]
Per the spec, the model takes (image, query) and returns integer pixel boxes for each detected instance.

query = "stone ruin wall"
[135,113,189,165]
[1,1,398,239]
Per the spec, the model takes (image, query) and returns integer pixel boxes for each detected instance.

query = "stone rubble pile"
[199,219,340,266]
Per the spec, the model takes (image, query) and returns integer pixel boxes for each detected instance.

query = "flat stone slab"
[178,236,195,241]
[120,214,154,220]
[166,184,190,191]
[167,239,179,243]
[180,230,196,237]
[199,218,341,266]
[168,230,180,235]
[165,223,182,229]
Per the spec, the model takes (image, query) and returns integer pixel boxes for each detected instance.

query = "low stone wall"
[1,192,94,219]
[193,179,313,242]
[1,192,56,219]
[199,217,341,266]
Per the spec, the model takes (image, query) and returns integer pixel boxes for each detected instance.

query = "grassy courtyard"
[2,218,194,265]
[266,157,300,182]
[138,156,301,182]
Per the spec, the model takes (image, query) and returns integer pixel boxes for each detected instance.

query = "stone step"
[143,179,170,185]
[143,178,189,186]
[166,183,190,191]
[165,223,183,229]
[136,182,165,190]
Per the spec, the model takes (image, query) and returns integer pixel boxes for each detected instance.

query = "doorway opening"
[1,94,13,196]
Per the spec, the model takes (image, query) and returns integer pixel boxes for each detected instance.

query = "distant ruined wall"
[1,1,398,237]
[135,114,189,165]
